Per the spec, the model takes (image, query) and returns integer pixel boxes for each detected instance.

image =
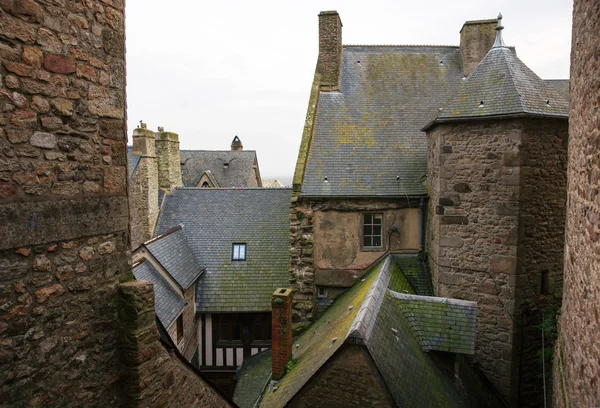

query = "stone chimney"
[132,124,155,157]
[231,135,243,151]
[155,129,183,193]
[317,10,343,90]
[459,18,497,77]
[130,126,158,248]
[271,288,293,380]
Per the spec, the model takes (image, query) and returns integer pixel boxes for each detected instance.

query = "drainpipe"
[419,197,426,251]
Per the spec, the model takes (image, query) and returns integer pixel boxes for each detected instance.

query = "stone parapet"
[117,281,230,408]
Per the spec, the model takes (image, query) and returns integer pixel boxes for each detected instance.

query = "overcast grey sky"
[125,0,573,184]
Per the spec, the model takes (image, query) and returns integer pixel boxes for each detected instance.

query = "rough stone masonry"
[0,2,228,407]
[554,0,600,406]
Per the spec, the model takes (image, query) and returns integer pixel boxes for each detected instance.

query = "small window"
[363,213,383,248]
[317,287,327,298]
[176,314,183,343]
[541,270,550,295]
[232,243,246,261]
[201,181,209,188]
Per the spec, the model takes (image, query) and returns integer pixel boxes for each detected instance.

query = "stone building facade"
[554,0,600,406]
[291,10,570,407]
[0,2,228,406]
[424,19,569,405]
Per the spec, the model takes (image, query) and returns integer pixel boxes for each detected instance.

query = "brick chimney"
[155,129,183,193]
[231,135,243,151]
[317,10,343,90]
[459,18,498,77]
[271,288,293,380]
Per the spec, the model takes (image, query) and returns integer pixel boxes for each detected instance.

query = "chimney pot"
[271,288,293,380]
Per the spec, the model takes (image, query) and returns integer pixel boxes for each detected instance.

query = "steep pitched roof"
[301,46,465,197]
[424,46,569,129]
[545,79,570,101]
[155,188,291,313]
[127,146,141,180]
[180,150,259,188]
[252,254,499,408]
[144,226,203,290]
[133,260,185,329]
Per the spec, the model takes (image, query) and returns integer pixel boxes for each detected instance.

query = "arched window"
[202,182,209,188]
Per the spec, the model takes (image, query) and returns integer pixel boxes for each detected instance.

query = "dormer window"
[232,243,247,261]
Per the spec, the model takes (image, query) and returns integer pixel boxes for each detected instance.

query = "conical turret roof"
[423,15,568,130]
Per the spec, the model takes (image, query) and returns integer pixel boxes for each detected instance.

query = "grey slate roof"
[426,46,569,128]
[155,188,291,313]
[301,46,465,197]
[133,260,185,329]
[180,150,258,188]
[391,291,477,354]
[253,254,503,407]
[546,79,570,101]
[127,146,140,180]
[392,253,433,296]
[232,350,272,408]
[145,227,203,290]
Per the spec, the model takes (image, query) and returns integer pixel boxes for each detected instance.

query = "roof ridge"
[344,44,459,48]
[180,149,257,153]
[348,255,393,343]
[500,48,528,114]
[174,187,292,191]
[143,224,182,245]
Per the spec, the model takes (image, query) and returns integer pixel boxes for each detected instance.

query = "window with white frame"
[232,243,247,261]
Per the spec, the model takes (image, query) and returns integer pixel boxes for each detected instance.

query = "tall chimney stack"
[130,124,158,247]
[155,129,183,194]
[459,18,498,77]
[271,288,293,380]
[317,11,343,91]
[231,135,243,151]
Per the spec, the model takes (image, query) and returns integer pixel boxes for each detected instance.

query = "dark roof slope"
[156,188,291,313]
[301,46,465,197]
[426,46,569,128]
[545,79,570,101]
[254,254,501,407]
[127,146,141,180]
[232,350,272,408]
[145,227,203,290]
[180,150,258,187]
[133,260,185,329]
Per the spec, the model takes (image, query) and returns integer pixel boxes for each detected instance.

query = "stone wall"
[118,281,229,408]
[427,118,568,405]
[317,11,342,90]
[0,0,129,405]
[459,19,497,77]
[129,128,158,248]
[288,344,394,407]
[554,1,600,406]
[155,131,182,193]
[290,197,423,323]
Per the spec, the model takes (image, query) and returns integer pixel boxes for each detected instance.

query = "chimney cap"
[231,135,243,151]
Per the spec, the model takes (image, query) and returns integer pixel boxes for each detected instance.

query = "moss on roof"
[259,259,383,407]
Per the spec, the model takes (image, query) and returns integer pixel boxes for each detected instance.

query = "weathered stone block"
[439,236,464,248]
[441,215,468,225]
[30,132,56,149]
[43,54,76,74]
